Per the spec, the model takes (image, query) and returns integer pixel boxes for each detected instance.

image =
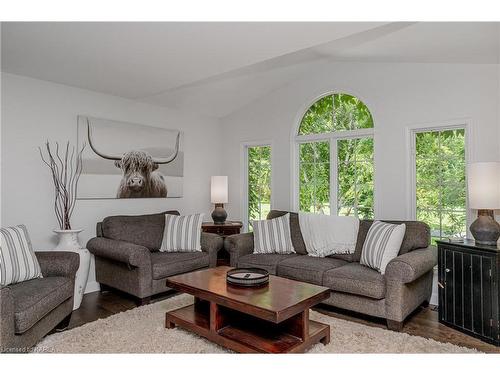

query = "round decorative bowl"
[226,268,269,287]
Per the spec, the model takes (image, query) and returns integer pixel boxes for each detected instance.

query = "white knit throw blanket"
[298,213,359,257]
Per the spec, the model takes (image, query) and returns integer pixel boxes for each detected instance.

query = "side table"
[202,221,243,265]
[38,248,91,310]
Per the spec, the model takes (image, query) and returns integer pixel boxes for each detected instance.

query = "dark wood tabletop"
[166,266,330,323]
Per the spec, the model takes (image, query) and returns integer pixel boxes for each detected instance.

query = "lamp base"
[470,209,500,246]
[211,204,227,225]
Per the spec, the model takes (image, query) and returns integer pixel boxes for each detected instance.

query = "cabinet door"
[441,247,494,340]
[471,255,493,338]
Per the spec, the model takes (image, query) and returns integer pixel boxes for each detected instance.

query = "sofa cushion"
[150,251,209,280]
[238,253,299,275]
[9,276,73,334]
[101,210,180,251]
[277,256,348,285]
[323,263,386,300]
[266,210,307,255]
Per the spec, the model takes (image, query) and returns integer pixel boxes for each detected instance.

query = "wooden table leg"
[320,325,330,345]
[283,309,309,341]
[165,312,176,329]
[209,302,228,332]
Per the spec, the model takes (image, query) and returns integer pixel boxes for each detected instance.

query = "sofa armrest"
[385,246,437,283]
[87,237,151,267]
[224,233,254,267]
[0,286,15,351]
[201,232,223,267]
[35,251,79,279]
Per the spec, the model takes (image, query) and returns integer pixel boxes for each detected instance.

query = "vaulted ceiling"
[2,22,499,118]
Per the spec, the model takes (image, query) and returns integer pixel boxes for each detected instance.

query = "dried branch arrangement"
[39,141,86,230]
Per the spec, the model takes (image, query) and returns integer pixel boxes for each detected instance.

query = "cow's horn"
[152,131,180,164]
[87,119,122,161]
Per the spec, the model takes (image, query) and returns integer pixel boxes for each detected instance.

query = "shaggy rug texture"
[35,294,478,353]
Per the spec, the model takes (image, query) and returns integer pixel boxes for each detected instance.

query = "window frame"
[241,140,274,232]
[292,91,375,215]
[407,120,473,239]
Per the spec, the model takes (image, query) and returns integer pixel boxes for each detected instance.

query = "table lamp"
[468,162,500,245]
[211,176,228,224]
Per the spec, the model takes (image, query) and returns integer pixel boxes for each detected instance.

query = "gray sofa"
[0,251,79,352]
[225,210,437,330]
[87,211,223,305]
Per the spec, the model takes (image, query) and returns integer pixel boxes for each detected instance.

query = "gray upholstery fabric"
[0,252,77,352]
[323,263,386,299]
[36,251,80,278]
[151,252,209,279]
[238,253,299,275]
[277,256,347,285]
[9,277,73,333]
[385,246,437,283]
[95,257,152,298]
[100,210,180,251]
[323,291,387,319]
[225,232,254,267]
[385,270,433,322]
[87,237,151,267]
[266,210,307,255]
[200,232,223,268]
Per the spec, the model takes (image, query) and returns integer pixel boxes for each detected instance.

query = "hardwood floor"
[68,290,500,353]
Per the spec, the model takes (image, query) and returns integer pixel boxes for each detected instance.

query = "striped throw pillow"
[360,221,406,274]
[160,214,204,252]
[252,213,295,254]
[0,225,42,286]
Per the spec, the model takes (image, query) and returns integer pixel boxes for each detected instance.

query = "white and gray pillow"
[252,213,295,254]
[160,213,204,252]
[0,225,43,286]
[360,221,406,274]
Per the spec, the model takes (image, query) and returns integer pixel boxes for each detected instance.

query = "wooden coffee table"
[165,266,330,353]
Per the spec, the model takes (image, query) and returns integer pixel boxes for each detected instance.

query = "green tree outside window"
[415,129,466,243]
[297,93,374,217]
[247,145,271,230]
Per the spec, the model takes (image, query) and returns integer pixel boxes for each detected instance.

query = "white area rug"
[35,294,478,353]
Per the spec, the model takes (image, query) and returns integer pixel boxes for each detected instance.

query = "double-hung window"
[412,127,468,243]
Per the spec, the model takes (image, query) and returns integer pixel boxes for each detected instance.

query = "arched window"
[295,93,375,219]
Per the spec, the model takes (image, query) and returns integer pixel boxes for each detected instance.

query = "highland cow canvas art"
[77,116,184,199]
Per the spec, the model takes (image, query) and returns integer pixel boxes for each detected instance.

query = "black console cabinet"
[437,240,499,346]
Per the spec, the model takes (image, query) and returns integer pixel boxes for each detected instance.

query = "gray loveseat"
[225,210,437,330]
[0,251,79,352]
[87,211,223,305]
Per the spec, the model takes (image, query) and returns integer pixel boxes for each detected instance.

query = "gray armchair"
[87,211,223,305]
[0,251,79,353]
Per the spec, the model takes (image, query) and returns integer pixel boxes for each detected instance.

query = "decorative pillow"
[160,213,204,252]
[360,221,406,274]
[252,213,295,254]
[0,225,43,286]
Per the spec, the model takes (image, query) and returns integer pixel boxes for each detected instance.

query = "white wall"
[1,73,222,292]
[221,62,500,222]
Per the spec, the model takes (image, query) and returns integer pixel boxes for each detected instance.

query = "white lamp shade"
[211,176,228,204]
[468,162,500,209]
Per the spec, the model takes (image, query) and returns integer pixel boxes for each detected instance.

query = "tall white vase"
[53,229,83,250]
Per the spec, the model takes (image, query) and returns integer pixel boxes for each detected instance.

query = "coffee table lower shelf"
[165,302,330,353]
